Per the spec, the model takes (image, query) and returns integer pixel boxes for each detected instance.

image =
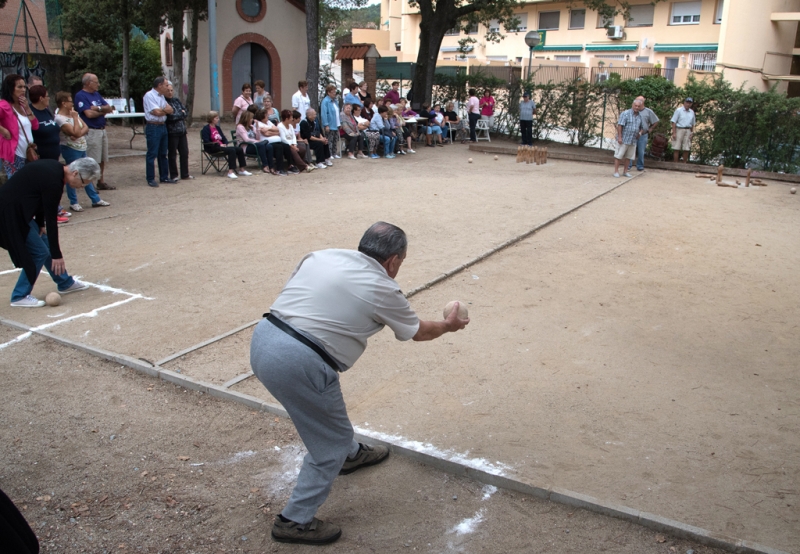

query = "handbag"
[17,115,38,162]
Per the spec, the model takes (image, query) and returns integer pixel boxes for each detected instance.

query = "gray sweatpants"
[250,318,360,524]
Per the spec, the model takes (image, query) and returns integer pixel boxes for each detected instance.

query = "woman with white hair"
[0,158,99,307]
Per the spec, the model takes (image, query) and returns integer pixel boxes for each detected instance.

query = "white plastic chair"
[475,119,491,142]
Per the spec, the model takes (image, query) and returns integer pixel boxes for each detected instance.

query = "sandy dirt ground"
[0,127,797,552]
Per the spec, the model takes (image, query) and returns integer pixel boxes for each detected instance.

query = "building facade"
[161,0,307,116]
[373,0,800,93]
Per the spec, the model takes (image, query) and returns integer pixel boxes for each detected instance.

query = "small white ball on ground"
[45,292,61,307]
[468,158,473,163]
[791,187,797,194]
[443,300,469,320]
[494,155,498,161]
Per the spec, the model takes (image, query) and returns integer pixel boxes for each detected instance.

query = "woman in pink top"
[479,89,495,133]
[0,74,40,178]
[466,88,480,143]
[232,83,254,124]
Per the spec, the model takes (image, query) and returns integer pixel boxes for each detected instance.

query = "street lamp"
[525,30,541,82]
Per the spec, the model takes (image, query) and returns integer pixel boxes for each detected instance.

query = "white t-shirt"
[270,249,420,370]
[291,91,311,121]
[278,122,297,146]
[257,120,281,144]
[55,109,88,151]
[15,111,31,158]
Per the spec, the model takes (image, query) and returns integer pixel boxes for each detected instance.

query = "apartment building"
[371,0,800,93]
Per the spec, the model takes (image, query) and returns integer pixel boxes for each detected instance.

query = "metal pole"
[22,0,30,53]
[527,47,533,81]
[9,0,24,52]
[208,0,220,112]
[600,91,607,150]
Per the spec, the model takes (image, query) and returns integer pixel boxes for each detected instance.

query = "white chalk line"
[0,268,21,276]
[0,277,152,350]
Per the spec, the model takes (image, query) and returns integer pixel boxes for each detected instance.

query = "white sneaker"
[613,172,620,178]
[407,148,416,154]
[623,172,632,178]
[238,170,253,176]
[305,165,315,173]
[92,200,110,207]
[61,280,89,295]
[316,163,327,169]
[334,154,341,159]
[10,295,45,308]
[70,203,84,212]
[325,159,333,166]
[227,172,238,179]
[347,154,356,160]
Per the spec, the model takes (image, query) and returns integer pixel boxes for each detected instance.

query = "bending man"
[250,222,469,545]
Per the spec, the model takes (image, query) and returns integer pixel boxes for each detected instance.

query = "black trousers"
[520,120,533,146]
[309,139,329,163]
[344,133,364,154]
[168,133,190,179]
[205,143,246,171]
[468,113,480,142]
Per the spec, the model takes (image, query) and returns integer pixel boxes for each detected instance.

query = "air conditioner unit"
[607,25,624,40]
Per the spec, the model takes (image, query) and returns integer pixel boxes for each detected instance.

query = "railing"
[590,66,666,83]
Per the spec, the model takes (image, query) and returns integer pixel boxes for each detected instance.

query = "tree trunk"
[411,21,448,109]
[185,7,199,123]
[305,0,320,110]
[171,9,185,102]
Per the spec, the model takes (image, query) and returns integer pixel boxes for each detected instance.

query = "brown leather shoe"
[96,181,116,190]
[339,443,390,475]
[271,516,341,544]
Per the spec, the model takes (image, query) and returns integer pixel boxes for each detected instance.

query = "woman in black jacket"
[165,83,193,181]
[200,111,249,179]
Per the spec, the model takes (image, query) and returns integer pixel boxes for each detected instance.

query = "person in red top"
[479,89,495,132]
[384,81,401,105]
[0,74,39,179]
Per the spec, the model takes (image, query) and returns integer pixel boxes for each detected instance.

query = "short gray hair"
[68,157,101,184]
[358,222,407,263]
[153,76,167,89]
[81,73,94,86]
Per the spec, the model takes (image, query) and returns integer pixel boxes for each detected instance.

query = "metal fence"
[525,65,589,84]
[590,66,666,83]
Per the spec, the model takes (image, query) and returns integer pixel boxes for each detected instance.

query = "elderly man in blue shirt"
[613,99,644,178]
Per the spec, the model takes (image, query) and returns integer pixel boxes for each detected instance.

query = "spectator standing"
[142,76,175,187]
[74,73,115,189]
[27,75,43,88]
[320,85,340,159]
[253,80,268,109]
[357,81,372,105]
[232,83,254,124]
[384,81,401,105]
[263,96,280,124]
[613,99,644,178]
[479,89,495,131]
[54,91,109,211]
[519,92,536,146]
[0,74,39,179]
[28,86,61,162]
[291,80,311,122]
[0,158,98,307]
[251,222,469,545]
[164,83,193,181]
[671,97,695,163]
[300,108,330,169]
[466,88,480,143]
[343,82,362,108]
[201,111,250,179]
[628,96,659,171]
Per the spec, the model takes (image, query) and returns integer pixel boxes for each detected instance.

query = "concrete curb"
[0,319,788,554]
[470,143,800,185]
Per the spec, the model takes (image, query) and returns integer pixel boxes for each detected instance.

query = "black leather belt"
[264,313,340,371]
[147,121,165,125]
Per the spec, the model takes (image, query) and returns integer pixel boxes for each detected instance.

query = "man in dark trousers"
[251,222,470,545]
[0,158,99,307]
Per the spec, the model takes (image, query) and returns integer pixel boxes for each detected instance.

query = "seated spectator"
[352,104,374,156]
[291,109,314,166]
[253,80,267,109]
[253,109,287,175]
[399,98,418,118]
[232,83,253,124]
[54,91,109,211]
[299,108,331,169]
[263,96,280,124]
[388,107,409,155]
[340,103,365,160]
[422,103,444,147]
[235,110,270,173]
[201,111,250,179]
[431,103,450,144]
[370,106,396,159]
[278,109,311,173]
[319,85,340,160]
[443,101,466,143]
[363,99,376,121]
[343,81,363,108]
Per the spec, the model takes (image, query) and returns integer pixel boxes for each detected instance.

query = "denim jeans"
[628,133,648,170]
[426,125,442,136]
[245,142,269,168]
[11,220,74,301]
[145,123,168,182]
[381,135,397,156]
[61,146,101,205]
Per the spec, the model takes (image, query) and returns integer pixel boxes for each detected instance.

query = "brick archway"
[222,33,282,116]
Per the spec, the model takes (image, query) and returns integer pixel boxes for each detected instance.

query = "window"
[165,35,173,66]
[539,11,560,30]
[514,13,528,32]
[445,26,460,36]
[595,54,624,60]
[488,55,508,61]
[627,4,654,27]
[467,23,478,35]
[715,0,724,24]
[569,9,586,29]
[555,55,581,62]
[636,56,650,62]
[690,52,717,71]
[240,0,262,17]
[671,1,701,25]
[597,13,615,28]
[488,19,500,33]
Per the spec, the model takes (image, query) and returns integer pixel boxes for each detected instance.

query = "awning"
[440,46,474,53]
[585,42,638,52]
[654,43,718,53]
[336,44,381,60]
[539,44,583,52]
